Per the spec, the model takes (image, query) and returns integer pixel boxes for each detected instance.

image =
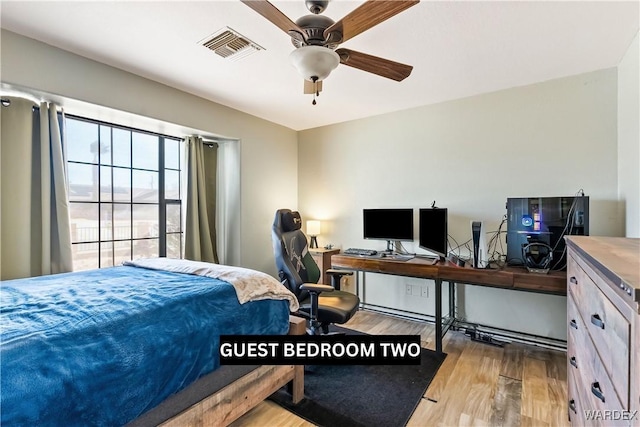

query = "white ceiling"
[1,1,638,131]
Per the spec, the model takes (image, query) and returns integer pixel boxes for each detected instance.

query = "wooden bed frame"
[149,315,306,427]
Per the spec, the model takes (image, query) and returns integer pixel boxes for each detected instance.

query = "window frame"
[65,113,183,269]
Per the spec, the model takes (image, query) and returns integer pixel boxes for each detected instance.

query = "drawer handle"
[591,314,605,329]
[570,276,578,285]
[569,356,577,368]
[569,319,578,329]
[591,382,605,403]
[569,399,577,414]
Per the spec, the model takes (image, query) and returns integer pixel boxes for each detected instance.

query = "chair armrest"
[326,269,353,276]
[300,283,334,293]
[325,269,354,290]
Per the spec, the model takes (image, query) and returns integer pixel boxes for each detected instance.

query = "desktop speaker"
[471,221,488,269]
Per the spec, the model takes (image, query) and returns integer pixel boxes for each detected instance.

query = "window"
[66,115,183,271]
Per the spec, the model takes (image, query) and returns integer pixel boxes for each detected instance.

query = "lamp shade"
[306,220,321,236]
[289,46,340,82]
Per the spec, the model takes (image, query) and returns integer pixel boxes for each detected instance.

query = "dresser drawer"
[570,364,627,426]
[568,364,586,425]
[568,294,627,412]
[567,255,630,405]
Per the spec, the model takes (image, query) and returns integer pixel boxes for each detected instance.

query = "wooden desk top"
[308,247,340,255]
[331,254,567,296]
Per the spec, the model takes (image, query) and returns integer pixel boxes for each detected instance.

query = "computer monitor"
[418,208,448,258]
[363,209,414,243]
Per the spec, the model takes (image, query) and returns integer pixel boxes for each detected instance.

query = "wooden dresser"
[565,236,639,426]
[308,248,340,285]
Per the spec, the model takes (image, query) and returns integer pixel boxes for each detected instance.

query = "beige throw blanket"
[124,258,299,312]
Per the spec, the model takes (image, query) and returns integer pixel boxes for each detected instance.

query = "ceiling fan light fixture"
[289,45,340,82]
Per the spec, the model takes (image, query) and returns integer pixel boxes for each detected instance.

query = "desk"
[331,254,566,354]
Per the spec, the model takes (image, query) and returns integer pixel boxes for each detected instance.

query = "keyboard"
[344,248,378,256]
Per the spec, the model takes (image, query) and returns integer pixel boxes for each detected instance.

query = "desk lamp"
[307,220,321,249]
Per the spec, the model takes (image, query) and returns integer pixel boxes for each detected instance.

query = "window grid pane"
[132,170,159,203]
[100,166,112,202]
[99,125,112,166]
[133,238,159,259]
[66,116,183,270]
[67,119,98,164]
[100,241,114,268]
[165,169,180,201]
[68,163,99,202]
[165,138,180,170]
[167,233,182,259]
[72,243,99,271]
[133,204,159,238]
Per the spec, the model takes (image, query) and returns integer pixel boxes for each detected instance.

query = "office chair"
[272,209,359,335]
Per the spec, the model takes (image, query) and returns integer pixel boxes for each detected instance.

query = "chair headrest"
[281,210,303,232]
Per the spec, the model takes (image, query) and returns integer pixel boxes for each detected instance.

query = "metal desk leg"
[355,271,365,309]
[449,281,456,319]
[435,278,443,354]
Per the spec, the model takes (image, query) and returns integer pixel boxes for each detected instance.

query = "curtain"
[0,97,72,280]
[1,97,36,279]
[216,140,241,266]
[38,102,73,274]
[184,136,219,263]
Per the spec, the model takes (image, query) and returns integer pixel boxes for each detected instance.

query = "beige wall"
[298,68,621,340]
[618,31,640,238]
[0,30,298,276]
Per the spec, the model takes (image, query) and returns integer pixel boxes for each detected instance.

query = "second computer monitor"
[419,208,448,258]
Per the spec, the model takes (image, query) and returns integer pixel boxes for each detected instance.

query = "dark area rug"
[269,327,446,427]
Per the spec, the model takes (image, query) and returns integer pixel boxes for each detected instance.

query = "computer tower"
[506,196,589,270]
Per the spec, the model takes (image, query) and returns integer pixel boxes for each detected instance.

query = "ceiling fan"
[241,0,419,104]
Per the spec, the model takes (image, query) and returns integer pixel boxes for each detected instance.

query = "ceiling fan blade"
[324,0,419,44]
[241,0,306,42]
[304,79,323,94]
[336,48,413,81]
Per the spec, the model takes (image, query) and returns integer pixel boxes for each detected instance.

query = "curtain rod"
[1,94,58,108]
[190,135,223,145]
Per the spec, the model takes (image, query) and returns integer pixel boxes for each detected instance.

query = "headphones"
[522,242,553,272]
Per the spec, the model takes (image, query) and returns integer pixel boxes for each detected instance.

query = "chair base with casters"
[272,209,360,335]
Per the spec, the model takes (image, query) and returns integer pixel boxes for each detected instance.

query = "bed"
[1,258,304,426]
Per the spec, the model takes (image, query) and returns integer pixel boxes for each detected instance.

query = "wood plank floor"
[231,310,569,427]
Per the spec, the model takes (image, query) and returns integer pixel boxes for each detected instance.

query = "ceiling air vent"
[200,27,264,61]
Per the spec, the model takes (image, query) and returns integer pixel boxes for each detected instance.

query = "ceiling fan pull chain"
[312,77,318,105]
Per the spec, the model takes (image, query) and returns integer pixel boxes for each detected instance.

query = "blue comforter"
[1,266,290,426]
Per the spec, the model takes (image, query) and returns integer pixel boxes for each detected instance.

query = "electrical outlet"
[421,286,428,298]
[406,284,412,295]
